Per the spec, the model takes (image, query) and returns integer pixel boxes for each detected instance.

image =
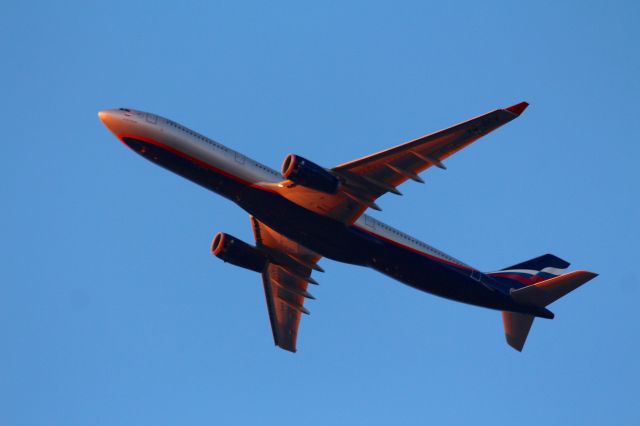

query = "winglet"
[504,101,529,116]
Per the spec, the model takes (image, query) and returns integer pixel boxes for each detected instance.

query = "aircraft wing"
[251,216,322,352]
[330,102,529,219]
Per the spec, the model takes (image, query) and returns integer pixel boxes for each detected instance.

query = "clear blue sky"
[2,1,638,425]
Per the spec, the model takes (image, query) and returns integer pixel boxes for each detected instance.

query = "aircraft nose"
[98,109,119,135]
[98,109,111,126]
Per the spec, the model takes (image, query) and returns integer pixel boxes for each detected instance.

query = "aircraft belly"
[370,249,503,309]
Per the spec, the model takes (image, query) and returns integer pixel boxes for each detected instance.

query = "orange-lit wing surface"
[329,102,529,221]
[251,217,322,352]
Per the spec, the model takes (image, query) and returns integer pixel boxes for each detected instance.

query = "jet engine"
[281,154,340,194]
[211,232,267,273]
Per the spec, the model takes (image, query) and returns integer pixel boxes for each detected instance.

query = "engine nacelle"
[211,232,267,273]
[281,154,340,194]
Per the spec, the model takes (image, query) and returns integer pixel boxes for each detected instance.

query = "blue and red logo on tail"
[487,253,570,286]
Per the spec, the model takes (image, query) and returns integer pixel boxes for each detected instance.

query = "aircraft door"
[234,152,245,165]
[145,113,157,124]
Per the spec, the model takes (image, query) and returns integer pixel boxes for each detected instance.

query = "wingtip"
[504,101,529,116]
[576,270,599,280]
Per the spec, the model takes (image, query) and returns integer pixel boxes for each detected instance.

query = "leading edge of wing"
[333,101,529,170]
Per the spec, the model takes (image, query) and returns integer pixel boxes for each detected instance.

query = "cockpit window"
[119,108,131,112]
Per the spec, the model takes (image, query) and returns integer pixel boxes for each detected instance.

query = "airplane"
[98,102,597,353]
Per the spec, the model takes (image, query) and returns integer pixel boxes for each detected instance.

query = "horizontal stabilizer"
[502,311,535,352]
[511,270,598,308]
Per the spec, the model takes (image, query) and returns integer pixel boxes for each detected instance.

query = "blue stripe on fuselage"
[122,137,551,317]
